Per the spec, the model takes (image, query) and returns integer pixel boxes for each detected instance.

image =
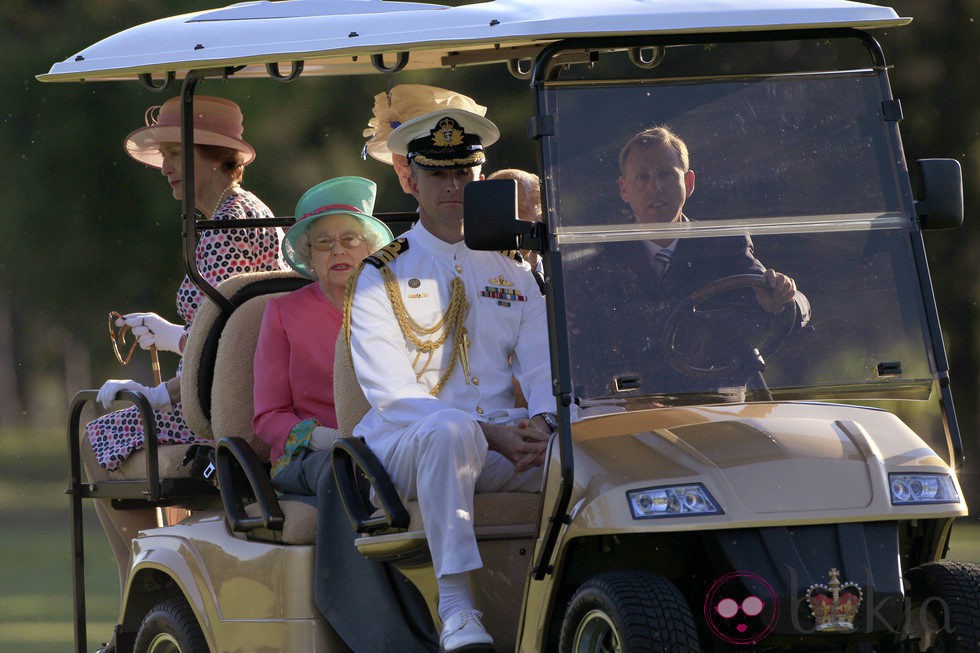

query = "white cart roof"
[39,0,908,83]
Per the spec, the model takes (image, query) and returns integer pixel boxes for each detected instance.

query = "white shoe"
[439,609,495,652]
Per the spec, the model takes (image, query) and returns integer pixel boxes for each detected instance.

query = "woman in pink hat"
[81,95,284,652]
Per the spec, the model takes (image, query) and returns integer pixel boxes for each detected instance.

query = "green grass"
[1,426,978,652]
[0,428,118,653]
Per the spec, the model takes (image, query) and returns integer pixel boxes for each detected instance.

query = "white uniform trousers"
[372,408,542,578]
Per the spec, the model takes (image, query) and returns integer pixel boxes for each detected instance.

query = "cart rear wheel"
[559,570,699,652]
[133,598,208,653]
[895,560,980,652]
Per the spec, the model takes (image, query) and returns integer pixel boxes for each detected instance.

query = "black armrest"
[331,437,409,534]
[215,436,284,533]
[67,389,164,501]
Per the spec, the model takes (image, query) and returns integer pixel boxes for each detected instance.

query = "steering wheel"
[661,274,797,378]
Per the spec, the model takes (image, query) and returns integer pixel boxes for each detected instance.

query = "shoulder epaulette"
[499,249,525,264]
[365,237,409,268]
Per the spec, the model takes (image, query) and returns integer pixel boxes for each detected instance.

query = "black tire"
[133,598,209,653]
[897,560,980,652]
[559,570,700,653]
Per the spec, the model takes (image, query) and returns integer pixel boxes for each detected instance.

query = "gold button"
[472,376,479,385]
[455,264,463,274]
[475,406,484,415]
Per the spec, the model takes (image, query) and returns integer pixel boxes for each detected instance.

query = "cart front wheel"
[559,570,699,652]
[894,560,980,652]
[134,598,207,653]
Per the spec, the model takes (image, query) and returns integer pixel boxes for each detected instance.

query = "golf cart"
[43,1,977,651]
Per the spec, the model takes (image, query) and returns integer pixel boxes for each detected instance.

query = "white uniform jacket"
[349,221,555,456]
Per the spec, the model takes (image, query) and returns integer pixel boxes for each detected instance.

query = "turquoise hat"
[282,176,394,278]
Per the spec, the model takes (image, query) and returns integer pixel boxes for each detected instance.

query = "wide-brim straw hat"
[362,84,487,165]
[282,176,394,279]
[124,95,256,168]
[387,108,500,171]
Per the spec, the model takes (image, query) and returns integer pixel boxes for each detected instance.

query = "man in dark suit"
[568,126,809,400]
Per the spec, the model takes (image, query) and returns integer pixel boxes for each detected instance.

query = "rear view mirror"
[915,158,963,229]
[463,179,543,251]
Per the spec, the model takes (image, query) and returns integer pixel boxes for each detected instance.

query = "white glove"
[116,312,185,354]
[309,426,341,451]
[97,379,173,411]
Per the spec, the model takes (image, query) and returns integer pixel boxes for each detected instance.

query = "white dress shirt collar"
[410,221,470,260]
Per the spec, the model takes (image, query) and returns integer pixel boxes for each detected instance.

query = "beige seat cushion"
[209,292,283,459]
[376,493,543,540]
[417,492,541,532]
[333,335,370,438]
[243,499,318,545]
[182,270,306,442]
[244,492,542,548]
[354,492,543,561]
[109,443,196,480]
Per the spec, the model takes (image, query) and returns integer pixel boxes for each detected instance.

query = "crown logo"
[431,117,464,147]
[804,568,862,632]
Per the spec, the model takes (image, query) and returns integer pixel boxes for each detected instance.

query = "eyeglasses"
[310,234,365,251]
[108,311,137,365]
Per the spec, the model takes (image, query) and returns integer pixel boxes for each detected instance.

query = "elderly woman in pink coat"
[253,176,392,493]
[252,178,437,653]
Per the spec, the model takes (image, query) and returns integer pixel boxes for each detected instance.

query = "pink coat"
[253,282,341,464]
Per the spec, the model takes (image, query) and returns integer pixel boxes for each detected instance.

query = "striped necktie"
[652,249,672,280]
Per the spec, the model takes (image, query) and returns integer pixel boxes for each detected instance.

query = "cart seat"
[353,492,541,562]
[230,332,364,546]
[108,445,194,480]
[182,270,310,451]
[182,270,334,543]
[232,299,544,548]
[240,489,542,549]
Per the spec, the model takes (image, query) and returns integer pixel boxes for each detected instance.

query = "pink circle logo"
[703,571,780,645]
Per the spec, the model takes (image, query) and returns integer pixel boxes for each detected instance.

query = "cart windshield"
[543,70,937,408]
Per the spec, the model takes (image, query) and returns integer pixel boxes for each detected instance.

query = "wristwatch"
[535,411,559,434]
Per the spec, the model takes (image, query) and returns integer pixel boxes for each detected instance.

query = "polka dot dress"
[87,189,286,470]
[176,190,285,324]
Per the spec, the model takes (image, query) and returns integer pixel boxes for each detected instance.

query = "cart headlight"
[627,483,722,519]
[888,473,959,505]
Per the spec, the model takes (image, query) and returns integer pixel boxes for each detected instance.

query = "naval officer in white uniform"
[345,108,557,652]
